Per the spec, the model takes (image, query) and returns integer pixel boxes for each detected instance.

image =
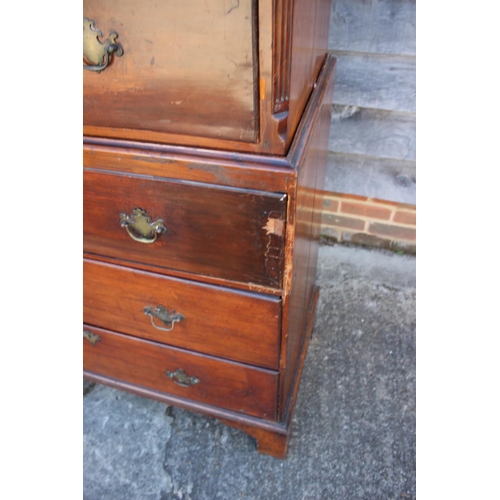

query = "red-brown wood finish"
[83,0,331,155]
[84,0,258,144]
[83,170,286,288]
[83,53,336,458]
[82,140,294,193]
[84,325,278,420]
[279,0,332,150]
[279,60,335,415]
[84,259,281,369]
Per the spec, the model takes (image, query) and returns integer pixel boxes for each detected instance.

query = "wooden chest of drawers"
[83,0,335,458]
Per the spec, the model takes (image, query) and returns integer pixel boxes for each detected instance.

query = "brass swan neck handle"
[84,18,123,73]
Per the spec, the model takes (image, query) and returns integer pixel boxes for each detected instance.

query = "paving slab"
[329,108,416,162]
[324,152,416,204]
[331,52,416,113]
[84,244,416,500]
[329,0,416,56]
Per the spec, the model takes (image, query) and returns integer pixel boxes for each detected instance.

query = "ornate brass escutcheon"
[83,329,101,345]
[144,305,185,332]
[119,208,167,244]
[166,369,200,387]
[83,17,123,72]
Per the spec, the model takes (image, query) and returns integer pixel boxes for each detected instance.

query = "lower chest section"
[83,165,290,423]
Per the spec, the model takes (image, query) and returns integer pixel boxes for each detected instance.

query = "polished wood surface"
[83,169,287,288]
[84,325,278,420]
[83,0,331,155]
[279,55,336,415]
[83,50,336,457]
[84,259,281,369]
[84,0,257,143]
[83,139,294,193]
[84,252,283,297]
[286,0,332,145]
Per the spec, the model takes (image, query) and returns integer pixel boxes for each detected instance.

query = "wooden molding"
[272,0,294,114]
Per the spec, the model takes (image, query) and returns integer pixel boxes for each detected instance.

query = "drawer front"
[83,326,278,420]
[84,259,281,369]
[83,169,286,288]
[83,0,257,143]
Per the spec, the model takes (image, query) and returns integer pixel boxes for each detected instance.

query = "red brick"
[393,210,416,226]
[341,201,392,220]
[332,192,369,202]
[322,198,339,212]
[318,190,369,202]
[322,213,366,231]
[368,222,416,241]
[372,198,416,210]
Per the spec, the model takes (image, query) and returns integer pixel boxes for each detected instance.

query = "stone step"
[324,152,416,205]
[330,51,415,113]
[329,0,416,56]
[329,107,415,162]
[324,0,416,207]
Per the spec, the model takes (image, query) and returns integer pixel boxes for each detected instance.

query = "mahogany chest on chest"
[83,0,335,458]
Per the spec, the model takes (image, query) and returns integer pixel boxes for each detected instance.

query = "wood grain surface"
[83,169,287,288]
[83,0,330,155]
[84,325,278,420]
[84,0,257,143]
[84,259,281,369]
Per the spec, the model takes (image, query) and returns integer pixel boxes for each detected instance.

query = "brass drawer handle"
[120,208,167,244]
[166,369,200,387]
[83,18,123,73]
[144,305,185,332]
[83,329,101,345]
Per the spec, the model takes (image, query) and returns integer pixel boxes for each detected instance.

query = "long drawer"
[84,259,281,369]
[83,169,286,288]
[83,325,278,420]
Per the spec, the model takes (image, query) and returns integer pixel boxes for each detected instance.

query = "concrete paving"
[84,244,416,500]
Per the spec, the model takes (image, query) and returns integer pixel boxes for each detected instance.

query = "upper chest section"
[83,0,331,155]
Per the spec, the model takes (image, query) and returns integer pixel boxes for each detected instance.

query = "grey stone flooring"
[329,0,416,56]
[84,244,416,500]
[324,152,416,204]
[325,0,416,205]
[329,108,415,163]
[330,53,415,113]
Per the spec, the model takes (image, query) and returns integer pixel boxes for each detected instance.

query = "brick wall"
[320,191,416,254]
